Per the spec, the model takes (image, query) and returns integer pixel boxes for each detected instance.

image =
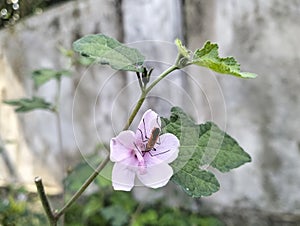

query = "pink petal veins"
[136,109,161,141]
[110,109,180,191]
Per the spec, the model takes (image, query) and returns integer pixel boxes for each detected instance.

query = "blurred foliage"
[0,158,224,226]
[0,186,47,225]
[0,0,73,28]
[63,155,225,226]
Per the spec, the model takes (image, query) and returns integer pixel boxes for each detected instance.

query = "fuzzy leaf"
[3,97,52,112]
[192,41,257,78]
[73,34,145,72]
[162,107,251,197]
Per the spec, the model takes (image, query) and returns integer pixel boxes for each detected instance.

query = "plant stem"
[123,91,146,130]
[145,65,178,93]
[54,78,64,161]
[54,155,110,219]
[130,202,144,225]
[36,64,179,224]
[123,65,178,130]
[35,177,57,226]
[54,78,65,225]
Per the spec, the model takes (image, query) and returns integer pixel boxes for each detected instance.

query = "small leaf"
[175,39,191,58]
[162,107,251,197]
[3,97,52,112]
[73,34,145,72]
[32,69,71,88]
[192,41,257,78]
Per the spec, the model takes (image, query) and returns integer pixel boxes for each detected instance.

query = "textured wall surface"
[0,0,124,191]
[1,0,300,224]
[205,0,300,223]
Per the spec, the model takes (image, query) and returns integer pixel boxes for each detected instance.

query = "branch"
[55,155,110,219]
[34,177,57,226]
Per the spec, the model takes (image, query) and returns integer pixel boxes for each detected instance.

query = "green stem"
[37,64,179,224]
[130,202,144,225]
[145,65,178,93]
[55,155,110,219]
[54,78,65,225]
[54,78,63,158]
[123,65,178,130]
[123,91,146,130]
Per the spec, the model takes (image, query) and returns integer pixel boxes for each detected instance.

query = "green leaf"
[162,107,251,197]
[73,34,145,72]
[3,97,52,112]
[192,41,257,78]
[32,69,71,88]
[171,169,219,197]
[175,39,190,58]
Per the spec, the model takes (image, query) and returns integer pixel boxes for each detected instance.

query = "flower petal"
[112,161,136,191]
[110,130,135,162]
[137,162,173,189]
[115,130,136,149]
[136,109,161,142]
[152,133,179,163]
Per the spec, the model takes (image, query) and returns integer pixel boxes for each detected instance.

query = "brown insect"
[145,127,160,152]
[135,117,169,157]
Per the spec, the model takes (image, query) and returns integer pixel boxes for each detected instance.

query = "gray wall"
[1,0,300,224]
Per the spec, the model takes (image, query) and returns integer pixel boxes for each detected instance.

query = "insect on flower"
[145,127,160,152]
[135,115,170,157]
[110,109,180,191]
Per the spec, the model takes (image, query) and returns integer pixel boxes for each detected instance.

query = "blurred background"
[1,0,300,225]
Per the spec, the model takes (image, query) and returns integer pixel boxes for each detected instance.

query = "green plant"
[3,33,257,225]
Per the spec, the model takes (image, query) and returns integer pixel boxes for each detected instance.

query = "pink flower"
[110,109,180,191]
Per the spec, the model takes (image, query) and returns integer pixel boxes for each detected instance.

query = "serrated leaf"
[3,97,52,112]
[162,107,251,197]
[32,69,71,88]
[165,107,251,172]
[192,41,257,78]
[73,34,145,72]
[197,122,252,172]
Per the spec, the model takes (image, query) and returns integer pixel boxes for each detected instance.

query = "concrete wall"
[1,0,300,224]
